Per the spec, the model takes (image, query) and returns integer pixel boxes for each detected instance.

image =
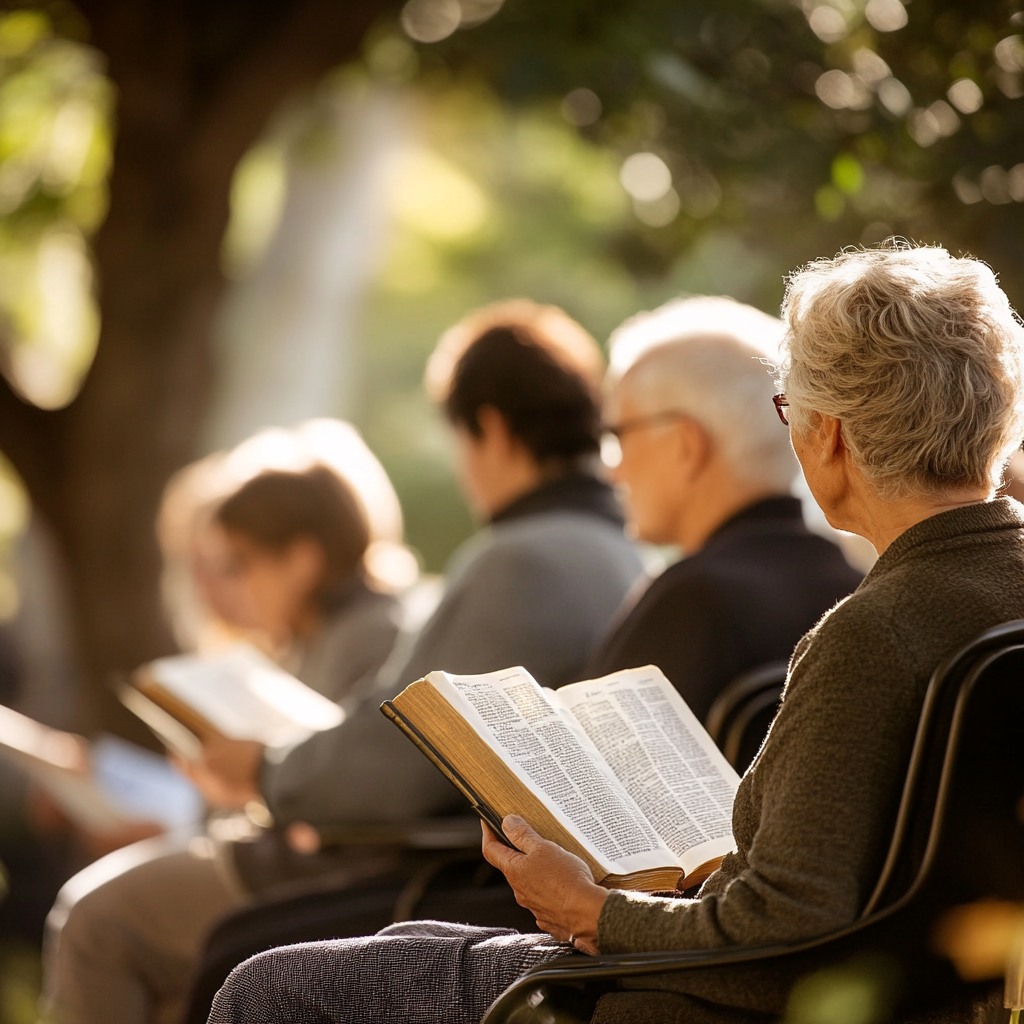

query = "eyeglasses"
[772,394,790,427]
[600,410,688,468]
[602,410,688,441]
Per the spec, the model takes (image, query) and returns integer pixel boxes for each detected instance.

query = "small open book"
[120,644,344,756]
[382,665,740,893]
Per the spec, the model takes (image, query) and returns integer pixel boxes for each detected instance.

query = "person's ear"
[672,416,712,479]
[816,413,845,466]
[284,537,326,593]
[476,405,522,461]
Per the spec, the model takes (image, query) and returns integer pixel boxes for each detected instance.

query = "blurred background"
[0,0,1022,1017]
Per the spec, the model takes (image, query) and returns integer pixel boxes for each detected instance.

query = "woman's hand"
[174,734,265,809]
[481,814,609,954]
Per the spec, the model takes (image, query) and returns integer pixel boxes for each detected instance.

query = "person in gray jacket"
[207,245,1024,1024]
[42,301,641,1024]
[257,300,642,827]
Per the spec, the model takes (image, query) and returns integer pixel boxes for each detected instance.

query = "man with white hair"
[586,296,862,725]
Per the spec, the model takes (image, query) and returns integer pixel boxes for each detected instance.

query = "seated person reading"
[589,296,862,724]
[42,302,641,1024]
[206,243,1024,1024]
[42,452,404,1024]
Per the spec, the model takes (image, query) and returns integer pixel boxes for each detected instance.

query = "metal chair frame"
[482,619,1024,1024]
[705,661,788,770]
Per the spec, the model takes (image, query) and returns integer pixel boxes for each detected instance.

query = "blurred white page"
[146,643,344,747]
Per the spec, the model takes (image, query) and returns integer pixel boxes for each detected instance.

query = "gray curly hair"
[779,243,1024,500]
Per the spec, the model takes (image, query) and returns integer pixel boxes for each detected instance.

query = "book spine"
[379,701,516,849]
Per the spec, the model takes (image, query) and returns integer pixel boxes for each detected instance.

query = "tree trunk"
[205,82,408,450]
[0,0,390,738]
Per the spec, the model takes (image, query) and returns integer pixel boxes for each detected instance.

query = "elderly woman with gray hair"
[207,243,1024,1024]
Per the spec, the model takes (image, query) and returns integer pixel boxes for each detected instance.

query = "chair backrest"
[481,620,1024,1024]
[705,661,788,771]
[861,619,1024,918]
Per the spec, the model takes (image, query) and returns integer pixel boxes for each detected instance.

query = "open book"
[381,665,740,893]
[0,705,202,832]
[121,643,344,754]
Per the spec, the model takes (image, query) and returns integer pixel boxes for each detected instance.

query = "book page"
[145,644,344,747]
[427,667,679,879]
[91,735,203,829]
[556,667,739,876]
[0,706,198,833]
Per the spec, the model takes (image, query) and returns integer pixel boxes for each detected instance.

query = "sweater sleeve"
[598,597,921,954]
[260,520,638,825]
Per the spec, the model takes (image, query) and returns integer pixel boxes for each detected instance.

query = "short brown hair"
[215,466,370,607]
[425,300,605,464]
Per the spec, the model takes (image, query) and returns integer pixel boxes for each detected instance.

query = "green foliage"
[393,0,1024,307]
[4,0,1024,572]
[356,84,774,568]
[0,6,109,408]
[0,941,41,1024]
[357,0,1023,565]
[785,954,900,1024]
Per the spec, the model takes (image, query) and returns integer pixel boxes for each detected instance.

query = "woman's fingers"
[480,820,522,873]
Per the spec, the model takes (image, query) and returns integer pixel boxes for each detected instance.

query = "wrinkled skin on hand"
[481,814,608,954]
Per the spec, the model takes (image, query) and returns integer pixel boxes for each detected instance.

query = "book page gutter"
[433,668,678,878]
[556,668,739,873]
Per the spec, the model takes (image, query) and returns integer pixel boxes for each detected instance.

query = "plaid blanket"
[207,920,569,1023]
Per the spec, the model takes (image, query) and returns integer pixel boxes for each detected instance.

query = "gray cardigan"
[260,489,642,827]
[295,583,401,703]
[594,498,1024,1024]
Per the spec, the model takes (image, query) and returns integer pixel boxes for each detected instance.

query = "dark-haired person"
[43,303,641,1024]
[212,467,398,702]
[240,300,641,832]
[42,463,404,1024]
[207,244,1024,1024]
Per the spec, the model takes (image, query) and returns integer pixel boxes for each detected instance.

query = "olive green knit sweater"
[594,498,1024,1024]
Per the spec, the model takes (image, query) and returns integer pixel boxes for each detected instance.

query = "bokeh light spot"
[815,184,845,221]
[1009,164,1024,202]
[994,36,1024,73]
[808,7,848,44]
[633,188,680,227]
[561,88,602,127]
[979,165,1012,204]
[952,172,983,204]
[620,152,672,202]
[815,69,870,110]
[947,78,983,114]
[877,77,912,115]
[851,48,891,85]
[865,0,908,33]
[401,0,461,43]
[832,154,864,195]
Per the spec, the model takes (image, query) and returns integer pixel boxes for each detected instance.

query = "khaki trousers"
[40,831,247,1024]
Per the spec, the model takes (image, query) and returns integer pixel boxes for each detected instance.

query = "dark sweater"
[585,497,863,723]
[594,498,1024,1024]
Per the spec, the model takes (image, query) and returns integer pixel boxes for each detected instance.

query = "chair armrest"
[314,816,482,849]
[481,942,802,1024]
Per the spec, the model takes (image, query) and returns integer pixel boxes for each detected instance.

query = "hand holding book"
[382,664,741,893]
[481,814,606,954]
[172,733,265,810]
